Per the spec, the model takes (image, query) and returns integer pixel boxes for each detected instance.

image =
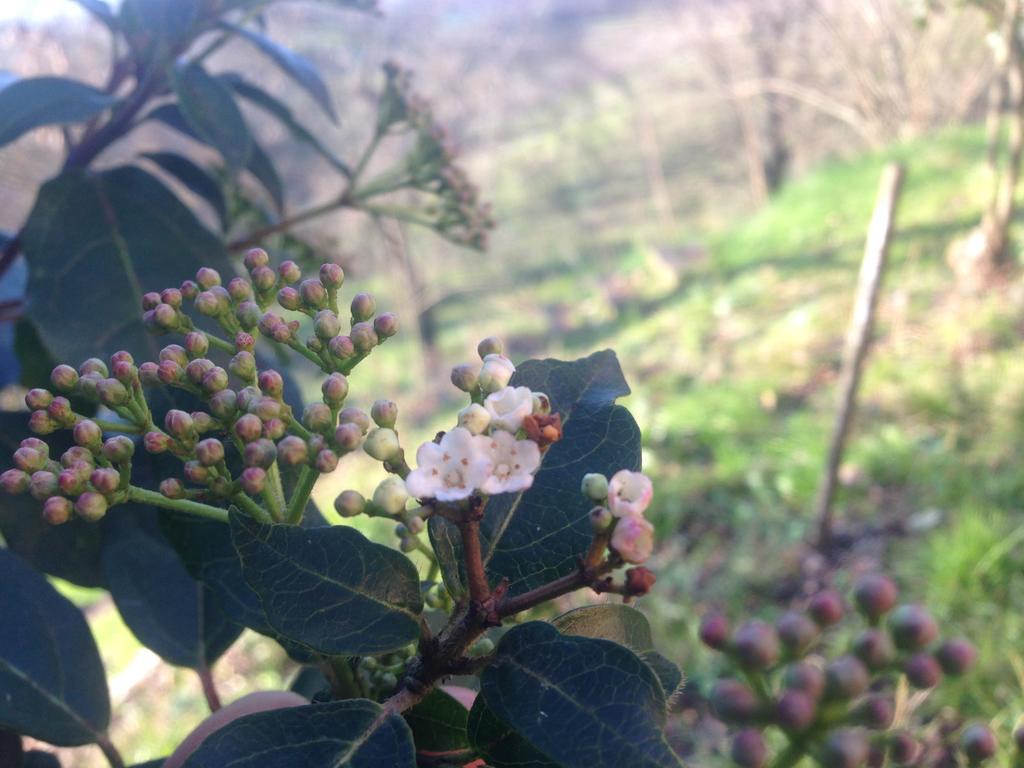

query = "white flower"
[611,514,654,564]
[405,427,492,502]
[484,386,533,432]
[607,470,653,518]
[457,403,491,435]
[478,354,515,393]
[480,430,541,496]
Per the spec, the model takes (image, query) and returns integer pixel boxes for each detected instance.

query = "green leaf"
[430,350,641,598]
[479,622,683,768]
[102,509,242,669]
[22,166,229,364]
[180,699,415,767]
[221,74,350,176]
[230,512,424,655]
[0,549,110,746]
[221,23,336,121]
[119,0,200,48]
[468,697,558,768]
[0,77,116,149]
[141,152,227,227]
[552,605,683,701]
[172,64,252,172]
[404,688,469,754]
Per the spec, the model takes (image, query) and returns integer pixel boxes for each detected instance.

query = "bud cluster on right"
[698,574,1006,768]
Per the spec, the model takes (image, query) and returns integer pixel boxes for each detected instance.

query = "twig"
[197,665,222,712]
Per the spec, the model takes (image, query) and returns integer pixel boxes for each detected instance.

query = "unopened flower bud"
[373,312,398,339]
[251,265,276,292]
[235,301,261,331]
[51,364,79,392]
[350,321,378,353]
[808,589,845,627]
[935,637,976,676]
[314,310,342,340]
[784,662,826,701]
[244,439,277,469]
[451,363,479,393]
[276,435,309,466]
[824,656,869,701]
[364,427,401,461]
[258,370,284,398]
[111,361,138,386]
[240,467,266,495]
[335,489,366,518]
[888,605,938,651]
[710,679,759,724]
[820,729,869,768]
[14,446,48,473]
[852,629,895,671]
[25,388,53,410]
[854,574,899,622]
[960,725,997,764]
[227,277,253,302]
[90,468,120,495]
[315,449,338,473]
[277,286,301,311]
[456,403,490,435]
[350,292,376,321]
[733,620,780,670]
[903,653,942,689]
[144,431,171,454]
[186,358,214,386]
[164,410,195,440]
[478,354,515,393]
[97,378,130,407]
[196,267,221,289]
[371,400,399,429]
[776,689,816,733]
[276,260,300,283]
[201,366,229,394]
[889,732,920,765]
[42,496,73,525]
[201,390,233,422]
[0,469,30,494]
[477,337,504,359]
[581,473,609,501]
[339,407,370,434]
[329,334,356,360]
[234,414,264,443]
[195,291,222,316]
[73,419,103,449]
[624,567,657,596]
[532,392,552,415]
[160,478,185,499]
[75,373,101,402]
[334,422,363,451]
[102,436,135,464]
[317,263,343,288]
[589,505,613,531]
[157,360,184,386]
[853,695,894,730]
[29,471,59,501]
[405,514,425,535]
[244,248,269,270]
[28,410,58,435]
[80,358,109,377]
[321,373,349,407]
[195,438,225,467]
[299,279,327,309]
[775,611,819,658]
[75,491,108,522]
[43,397,73,427]
[730,729,766,768]
[373,477,409,516]
[142,291,162,310]
[262,417,286,441]
[699,613,731,650]
[180,280,199,300]
[302,403,334,434]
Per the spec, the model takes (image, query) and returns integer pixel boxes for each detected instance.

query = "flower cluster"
[376,61,495,250]
[700,574,992,768]
[583,469,655,565]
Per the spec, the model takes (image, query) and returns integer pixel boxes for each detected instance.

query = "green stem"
[264,461,286,522]
[232,492,273,524]
[284,338,333,372]
[362,202,436,228]
[203,332,236,354]
[285,465,318,524]
[325,656,364,700]
[94,419,143,434]
[126,486,229,523]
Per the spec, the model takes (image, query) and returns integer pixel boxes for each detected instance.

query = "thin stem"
[126,486,229,523]
[264,461,286,522]
[94,419,143,434]
[228,196,347,252]
[232,491,273,524]
[325,656,363,699]
[203,331,236,354]
[496,559,617,618]
[96,735,126,768]
[197,665,222,712]
[458,518,490,605]
[285,465,318,524]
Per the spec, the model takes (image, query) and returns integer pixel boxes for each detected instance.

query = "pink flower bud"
[0,469,30,494]
[699,613,730,650]
[321,373,349,407]
[160,288,182,308]
[25,388,53,410]
[160,344,189,367]
[196,267,221,289]
[315,449,338,473]
[904,653,942,689]
[609,514,654,565]
[79,358,109,377]
[733,620,781,670]
[196,438,225,467]
[334,490,365,518]
[90,468,120,495]
[350,292,376,321]
[328,334,356,360]
[102,436,135,464]
[277,286,301,311]
[29,471,59,502]
[73,420,103,449]
[142,291,162,310]
[75,491,108,522]
[258,370,284,398]
[374,312,399,339]
[160,478,185,499]
[234,414,264,443]
[319,263,344,288]
[808,589,845,627]
[244,248,269,270]
[50,364,79,392]
[144,431,171,454]
[278,260,301,283]
[313,310,342,340]
[299,279,327,309]
[250,266,276,292]
[240,467,266,495]
[180,280,199,300]
[888,605,938,651]
[371,399,398,429]
[227,277,253,303]
[42,496,73,525]
[184,331,209,359]
[334,422,363,452]
[961,725,997,764]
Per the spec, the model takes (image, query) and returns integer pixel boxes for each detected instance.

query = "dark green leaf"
[221,23,336,121]
[430,351,641,598]
[0,412,106,587]
[141,152,227,227]
[244,138,285,214]
[639,651,684,704]
[0,77,116,149]
[102,509,242,669]
[0,549,110,746]
[119,0,200,48]
[479,622,682,768]
[468,697,557,768]
[404,688,469,754]
[289,666,330,700]
[221,74,350,176]
[24,752,61,768]
[180,699,415,768]
[0,729,22,767]
[230,512,423,655]
[128,761,164,768]
[71,0,117,28]
[172,64,252,172]
[22,166,229,364]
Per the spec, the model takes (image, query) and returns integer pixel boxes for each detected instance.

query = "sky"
[0,0,83,22]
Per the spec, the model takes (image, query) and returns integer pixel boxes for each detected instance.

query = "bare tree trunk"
[814,164,905,551]
[986,71,1008,172]
[987,35,1024,261]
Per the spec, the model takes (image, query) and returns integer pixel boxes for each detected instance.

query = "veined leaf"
[141,151,227,227]
[172,63,252,172]
[0,77,116,149]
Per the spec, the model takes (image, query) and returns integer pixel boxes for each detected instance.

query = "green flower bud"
[29,471,58,500]
[335,489,366,518]
[75,491,108,522]
[76,373,101,401]
[227,277,253,302]
[364,428,401,461]
[278,260,301,283]
[196,267,222,289]
[139,362,159,386]
[307,336,324,354]
[477,336,504,359]
[251,265,276,293]
[314,310,342,340]
[581,473,609,501]
[373,477,409,516]
[201,366,229,394]
[79,358,109,377]
[160,478,185,499]
[240,467,266,495]
[244,248,269,270]
[302,403,334,434]
[21,437,47,453]
[97,378,130,407]
[350,322,378,353]
[184,460,209,485]
[373,312,399,339]
[196,438,226,467]
[25,388,53,410]
[90,468,120,495]
[195,291,222,316]
[277,286,301,311]
[73,419,103,450]
[450,363,479,392]
[160,344,188,367]
[208,389,237,421]
[321,373,349,408]
[733,620,780,670]
[258,370,284,398]
[182,332,207,359]
[590,505,613,531]
[102,436,135,464]
[532,392,552,415]
[300,279,327,309]
[164,410,195,440]
[50,364,79,392]
[235,301,261,331]
[399,537,417,553]
[276,435,309,466]
[319,263,344,288]
[42,496,73,525]
[0,469,30,494]
[314,449,338,473]
[371,400,399,429]
[234,414,264,443]
[236,386,260,412]
[888,605,938,651]
[470,636,495,656]
[457,403,490,435]
[28,410,58,435]
[350,292,376,321]
[329,335,356,360]
[243,438,277,469]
